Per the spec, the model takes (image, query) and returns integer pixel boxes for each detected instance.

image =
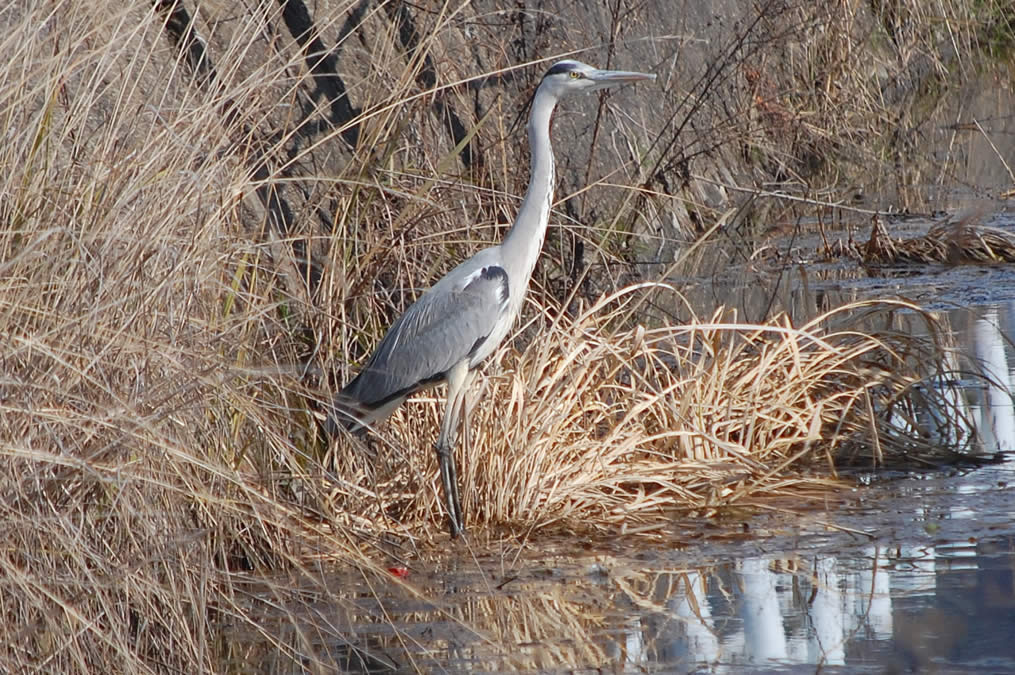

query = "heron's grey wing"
[341,265,510,411]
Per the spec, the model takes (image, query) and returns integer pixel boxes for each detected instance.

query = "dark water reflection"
[620,469,1015,672]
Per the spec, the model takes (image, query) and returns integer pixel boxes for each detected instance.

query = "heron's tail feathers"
[324,393,373,437]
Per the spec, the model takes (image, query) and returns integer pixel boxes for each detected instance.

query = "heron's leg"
[436,360,469,537]
[460,369,478,459]
[451,369,475,528]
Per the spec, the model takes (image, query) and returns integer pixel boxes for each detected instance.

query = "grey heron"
[329,59,655,537]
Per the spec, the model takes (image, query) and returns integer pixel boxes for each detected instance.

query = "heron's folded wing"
[342,265,510,409]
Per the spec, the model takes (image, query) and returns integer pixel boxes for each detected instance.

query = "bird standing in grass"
[329,59,655,537]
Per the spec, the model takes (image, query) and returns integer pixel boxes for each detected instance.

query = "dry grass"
[330,292,971,537]
[857,214,1015,264]
[0,0,1004,671]
[0,1,388,670]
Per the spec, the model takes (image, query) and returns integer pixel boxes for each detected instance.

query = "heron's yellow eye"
[569,71,581,79]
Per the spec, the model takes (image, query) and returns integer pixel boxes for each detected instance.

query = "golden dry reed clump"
[330,289,967,537]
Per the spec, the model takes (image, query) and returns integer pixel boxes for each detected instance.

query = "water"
[295,454,1012,673]
[630,466,1015,672]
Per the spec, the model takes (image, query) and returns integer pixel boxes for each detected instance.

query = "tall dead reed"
[0,1,388,670]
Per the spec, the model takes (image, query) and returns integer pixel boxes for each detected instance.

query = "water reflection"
[735,557,788,664]
[657,571,719,667]
[972,308,1015,451]
[604,531,1014,672]
[289,516,1013,673]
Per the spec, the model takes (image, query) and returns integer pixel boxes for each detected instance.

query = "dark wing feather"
[341,266,509,410]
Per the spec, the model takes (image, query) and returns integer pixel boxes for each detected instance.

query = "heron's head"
[538,60,655,99]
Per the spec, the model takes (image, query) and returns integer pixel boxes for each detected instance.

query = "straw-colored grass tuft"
[859,215,1015,265]
[330,291,970,537]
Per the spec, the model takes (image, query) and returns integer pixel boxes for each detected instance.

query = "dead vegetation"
[327,293,971,537]
[0,0,1009,671]
[858,215,1015,264]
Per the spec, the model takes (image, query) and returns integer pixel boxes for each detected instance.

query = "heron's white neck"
[500,86,557,313]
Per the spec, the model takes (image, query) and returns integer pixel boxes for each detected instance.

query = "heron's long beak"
[587,69,656,89]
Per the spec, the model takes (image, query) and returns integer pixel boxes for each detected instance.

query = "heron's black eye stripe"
[544,62,576,77]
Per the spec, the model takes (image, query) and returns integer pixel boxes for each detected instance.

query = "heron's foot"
[435,443,465,538]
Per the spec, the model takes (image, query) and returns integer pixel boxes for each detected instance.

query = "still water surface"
[320,461,1013,673]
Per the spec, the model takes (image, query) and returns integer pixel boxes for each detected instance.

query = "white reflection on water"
[735,557,788,664]
[634,533,1013,671]
[974,308,1015,451]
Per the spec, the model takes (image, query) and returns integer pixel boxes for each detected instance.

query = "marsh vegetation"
[1,0,1013,670]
